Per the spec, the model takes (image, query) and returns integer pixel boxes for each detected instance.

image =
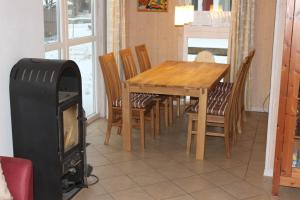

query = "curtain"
[106,0,126,71]
[227,0,255,110]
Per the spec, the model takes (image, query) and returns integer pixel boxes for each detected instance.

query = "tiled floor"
[73,112,300,200]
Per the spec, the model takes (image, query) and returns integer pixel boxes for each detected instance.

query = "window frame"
[44,0,98,119]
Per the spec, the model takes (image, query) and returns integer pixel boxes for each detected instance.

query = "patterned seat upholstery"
[113,93,154,109]
[213,82,233,92]
[208,87,232,102]
[191,82,233,101]
[187,89,232,116]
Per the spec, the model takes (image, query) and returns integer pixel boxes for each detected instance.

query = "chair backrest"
[99,53,122,107]
[194,51,215,63]
[225,49,256,138]
[135,44,151,73]
[227,50,255,111]
[120,48,138,80]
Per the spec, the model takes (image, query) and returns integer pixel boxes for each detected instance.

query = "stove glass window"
[63,104,79,152]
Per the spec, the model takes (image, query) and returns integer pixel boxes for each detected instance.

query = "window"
[187,38,228,64]
[43,0,96,117]
[192,0,232,11]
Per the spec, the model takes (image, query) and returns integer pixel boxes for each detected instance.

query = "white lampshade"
[174,5,194,26]
[174,6,185,26]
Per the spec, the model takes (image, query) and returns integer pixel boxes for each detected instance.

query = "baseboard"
[264,168,273,177]
[248,106,268,113]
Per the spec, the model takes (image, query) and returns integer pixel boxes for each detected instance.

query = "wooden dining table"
[122,60,230,160]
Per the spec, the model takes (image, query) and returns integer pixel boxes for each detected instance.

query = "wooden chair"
[135,44,181,121]
[189,50,216,105]
[186,50,255,158]
[194,51,215,63]
[135,44,151,73]
[99,53,157,149]
[120,48,170,133]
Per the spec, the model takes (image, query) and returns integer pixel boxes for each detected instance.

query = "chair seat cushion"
[0,163,12,200]
[213,82,233,92]
[113,93,154,109]
[191,82,233,101]
[187,89,232,116]
[208,86,232,102]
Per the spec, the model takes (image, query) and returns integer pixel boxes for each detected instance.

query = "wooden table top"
[127,61,230,89]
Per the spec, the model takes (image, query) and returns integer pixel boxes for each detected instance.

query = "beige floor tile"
[230,150,252,163]
[191,188,236,200]
[133,150,165,159]
[165,194,195,200]
[70,112,297,200]
[210,158,246,169]
[115,160,154,175]
[80,183,107,196]
[246,194,275,200]
[245,173,272,194]
[104,151,140,163]
[200,170,241,186]
[278,187,300,200]
[86,145,99,154]
[172,175,214,193]
[111,187,154,200]
[144,157,180,169]
[128,171,168,186]
[235,140,254,151]
[143,181,185,200]
[94,144,123,154]
[225,165,248,178]
[73,191,112,200]
[221,181,264,199]
[181,160,220,174]
[164,151,197,162]
[88,152,111,167]
[156,164,195,180]
[100,175,137,193]
[92,165,124,179]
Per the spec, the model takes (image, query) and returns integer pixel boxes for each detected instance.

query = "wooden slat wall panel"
[282,0,300,177]
[272,0,296,195]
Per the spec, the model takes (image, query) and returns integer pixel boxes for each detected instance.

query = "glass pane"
[43,0,60,43]
[193,0,231,11]
[68,0,93,39]
[63,104,79,152]
[69,43,95,116]
[293,96,300,168]
[45,49,61,59]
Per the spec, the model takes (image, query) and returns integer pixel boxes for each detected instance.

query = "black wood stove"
[10,58,87,200]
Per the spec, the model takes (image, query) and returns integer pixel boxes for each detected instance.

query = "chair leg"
[155,100,160,137]
[176,97,180,117]
[237,115,242,135]
[168,96,173,125]
[117,127,122,135]
[140,111,145,150]
[151,108,155,138]
[104,117,113,145]
[163,100,169,128]
[242,106,247,122]
[186,114,193,154]
[224,125,231,159]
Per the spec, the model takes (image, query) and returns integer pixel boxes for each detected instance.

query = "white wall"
[264,0,287,177]
[95,0,107,119]
[0,1,44,156]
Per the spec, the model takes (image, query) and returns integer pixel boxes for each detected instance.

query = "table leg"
[122,83,132,151]
[196,89,208,160]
